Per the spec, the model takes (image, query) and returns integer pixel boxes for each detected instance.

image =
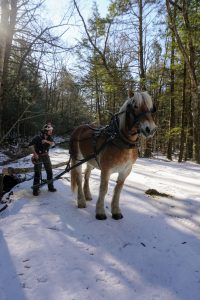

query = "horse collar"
[107,115,139,149]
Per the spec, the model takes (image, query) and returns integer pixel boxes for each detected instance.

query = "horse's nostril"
[146,126,150,133]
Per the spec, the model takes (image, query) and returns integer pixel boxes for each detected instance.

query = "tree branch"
[73,0,114,78]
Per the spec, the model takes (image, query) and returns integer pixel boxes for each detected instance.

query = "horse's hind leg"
[71,159,86,208]
[84,164,93,201]
[111,169,131,220]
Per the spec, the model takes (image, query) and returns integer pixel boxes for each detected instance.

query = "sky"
[45,0,110,23]
[0,147,200,300]
[44,0,110,38]
[39,0,110,73]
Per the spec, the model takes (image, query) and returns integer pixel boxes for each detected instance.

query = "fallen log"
[1,161,67,174]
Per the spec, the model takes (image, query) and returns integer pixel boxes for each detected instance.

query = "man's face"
[47,129,53,136]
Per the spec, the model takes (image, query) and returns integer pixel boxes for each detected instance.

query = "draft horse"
[69,91,156,220]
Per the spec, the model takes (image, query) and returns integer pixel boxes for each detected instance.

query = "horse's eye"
[134,105,138,109]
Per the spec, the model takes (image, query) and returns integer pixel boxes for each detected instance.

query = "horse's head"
[119,91,157,139]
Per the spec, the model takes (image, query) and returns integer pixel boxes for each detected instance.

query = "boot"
[48,186,57,192]
[33,189,40,196]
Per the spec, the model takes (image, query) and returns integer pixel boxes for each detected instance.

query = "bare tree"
[0,0,75,140]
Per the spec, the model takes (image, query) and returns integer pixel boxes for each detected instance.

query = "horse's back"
[69,124,97,160]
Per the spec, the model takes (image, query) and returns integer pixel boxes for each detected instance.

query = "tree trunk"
[194,101,200,163]
[185,89,193,161]
[167,3,176,160]
[0,0,17,137]
[95,71,102,124]
[138,0,146,91]
[138,0,151,158]
[166,0,200,162]
[178,63,187,162]
[182,0,200,163]
[0,0,9,136]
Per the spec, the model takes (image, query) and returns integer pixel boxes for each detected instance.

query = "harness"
[107,114,139,149]
[31,102,156,190]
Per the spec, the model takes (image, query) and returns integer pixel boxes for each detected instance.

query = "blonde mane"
[118,91,153,132]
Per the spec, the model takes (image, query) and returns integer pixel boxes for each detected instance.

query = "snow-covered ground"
[0,148,200,300]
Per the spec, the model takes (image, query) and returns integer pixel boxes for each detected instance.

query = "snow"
[0,148,200,300]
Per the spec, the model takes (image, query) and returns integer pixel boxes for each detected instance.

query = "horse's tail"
[69,134,78,193]
[70,160,78,193]
[69,125,86,193]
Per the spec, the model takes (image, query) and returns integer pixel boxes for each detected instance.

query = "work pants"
[33,154,54,191]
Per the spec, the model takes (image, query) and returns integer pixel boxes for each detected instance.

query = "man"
[29,123,57,196]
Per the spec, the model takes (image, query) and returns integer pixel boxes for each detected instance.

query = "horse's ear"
[128,89,134,98]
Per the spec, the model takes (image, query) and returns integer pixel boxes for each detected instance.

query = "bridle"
[116,98,156,136]
[126,98,156,132]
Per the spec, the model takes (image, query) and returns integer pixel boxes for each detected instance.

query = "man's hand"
[42,139,51,145]
[33,153,39,160]
[42,139,55,146]
[42,139,48,144]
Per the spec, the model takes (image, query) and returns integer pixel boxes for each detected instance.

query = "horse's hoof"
[78,203,86,208]
[86,197,92,201]
[96,214,107,220]
[112,213,123,220]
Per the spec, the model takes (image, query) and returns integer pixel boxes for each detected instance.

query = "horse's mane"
[118,91,153,132]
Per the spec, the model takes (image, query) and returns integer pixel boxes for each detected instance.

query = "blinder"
[151,104,157,114]
[126,101,139,132]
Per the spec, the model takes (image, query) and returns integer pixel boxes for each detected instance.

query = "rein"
[31,133,114,190]
[31,101,155,190]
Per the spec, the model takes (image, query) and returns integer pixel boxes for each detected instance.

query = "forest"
[0,0,199,163]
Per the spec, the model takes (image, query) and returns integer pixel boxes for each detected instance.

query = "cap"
[42,124,53,131]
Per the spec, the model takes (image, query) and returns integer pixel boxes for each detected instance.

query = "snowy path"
[0,151,200,300]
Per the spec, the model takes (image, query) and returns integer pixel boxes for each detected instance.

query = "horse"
[69,91,156,220]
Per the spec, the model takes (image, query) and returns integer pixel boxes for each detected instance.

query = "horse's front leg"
[96,171,110,220]
[83,164,93,201]
[111,168,131,220]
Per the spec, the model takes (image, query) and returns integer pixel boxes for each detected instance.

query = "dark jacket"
[29,133,54,155]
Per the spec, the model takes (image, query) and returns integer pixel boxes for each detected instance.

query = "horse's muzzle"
[141,126,157,138]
